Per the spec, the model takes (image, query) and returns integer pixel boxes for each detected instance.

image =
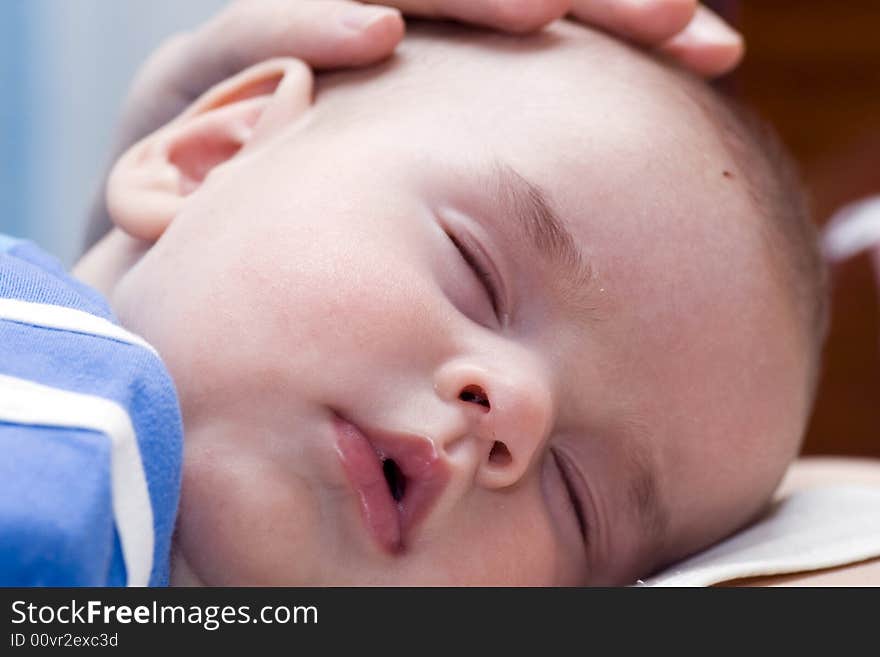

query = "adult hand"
[379,1,743,77]
[84,0,743,248]
[113,0,742,169]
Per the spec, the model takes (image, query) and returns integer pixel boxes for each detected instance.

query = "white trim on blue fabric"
[0,373,155,587]
[0,297,157,356]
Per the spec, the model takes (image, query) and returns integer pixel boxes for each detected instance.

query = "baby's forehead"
[312,19,758,281]
[395,20,664,85]
[315,20,728,187]
[319,21,703,126]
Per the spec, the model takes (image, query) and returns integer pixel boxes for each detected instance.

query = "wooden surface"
[729,2,880,457]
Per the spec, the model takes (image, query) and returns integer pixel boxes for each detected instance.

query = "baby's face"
[107,22,809,585]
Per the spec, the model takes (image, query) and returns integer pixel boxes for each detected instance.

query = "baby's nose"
[433,352,555,489]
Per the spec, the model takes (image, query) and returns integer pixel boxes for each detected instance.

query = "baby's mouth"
[382,458,406,502]
[333,414,450,554]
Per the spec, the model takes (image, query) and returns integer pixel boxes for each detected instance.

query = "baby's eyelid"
[446,230,504,322]
[552,448,588,543]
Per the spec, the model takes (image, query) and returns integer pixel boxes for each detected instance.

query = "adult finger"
[658,5,744,78]
[367,0,570,34]
[568,0,697,45]
[121,0,403,145]
[189,0,405,86]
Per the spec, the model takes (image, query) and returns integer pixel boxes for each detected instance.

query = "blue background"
[0,0,224,266]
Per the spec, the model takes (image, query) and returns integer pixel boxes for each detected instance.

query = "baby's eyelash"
[447,232,501,318]
[552,448,588,542]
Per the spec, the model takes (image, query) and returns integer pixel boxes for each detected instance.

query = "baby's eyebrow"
[490,163,596,314]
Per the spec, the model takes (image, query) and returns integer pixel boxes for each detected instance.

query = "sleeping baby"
[9,17,828,585]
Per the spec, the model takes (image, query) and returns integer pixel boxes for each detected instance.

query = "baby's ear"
[107,58,313,241]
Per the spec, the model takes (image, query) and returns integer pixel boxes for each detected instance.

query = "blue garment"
[0,236,183,586]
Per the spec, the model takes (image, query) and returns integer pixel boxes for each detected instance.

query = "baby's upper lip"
[333,414,451,554]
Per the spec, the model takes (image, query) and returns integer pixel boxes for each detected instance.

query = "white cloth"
[641,485,880,586]
[822,195,880,262]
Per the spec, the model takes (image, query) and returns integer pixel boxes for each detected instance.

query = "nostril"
[488,441,512,466]
[459,385,490,410]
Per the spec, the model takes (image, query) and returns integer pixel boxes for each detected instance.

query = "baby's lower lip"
[333,416,402,553]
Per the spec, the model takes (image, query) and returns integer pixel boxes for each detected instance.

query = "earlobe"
[106,58,314,242]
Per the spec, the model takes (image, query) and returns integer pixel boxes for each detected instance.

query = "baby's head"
[79,19,827,585]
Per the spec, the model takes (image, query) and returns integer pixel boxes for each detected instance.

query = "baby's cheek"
[174,435,323,585]
[425,488,567,585]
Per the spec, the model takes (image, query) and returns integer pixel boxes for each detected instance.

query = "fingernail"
[690,10,743,46]
[341,6,400,31]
